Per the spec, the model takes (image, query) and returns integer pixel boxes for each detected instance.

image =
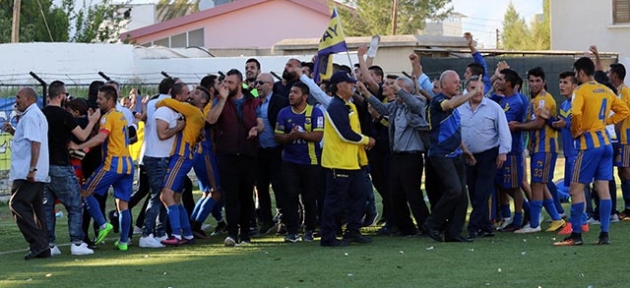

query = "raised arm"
[207,84,229,124]
[357,44,380,95]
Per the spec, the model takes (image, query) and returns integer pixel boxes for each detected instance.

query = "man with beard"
[273,59,302,99]
[208,69,264,247]
[245,58,261,88]
[275,82,324,242]
[253,73,289,234]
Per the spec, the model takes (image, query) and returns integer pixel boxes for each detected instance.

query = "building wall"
[132,0,330,49]
[551,0,630,57]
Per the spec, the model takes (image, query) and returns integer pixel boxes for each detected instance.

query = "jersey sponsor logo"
[316,116,324,127]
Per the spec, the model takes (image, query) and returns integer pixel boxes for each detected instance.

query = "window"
[150,28,205,48]
[170,33,187,48]
[188,29,204,47]
[614,0,630,24]
[153,37,169,47]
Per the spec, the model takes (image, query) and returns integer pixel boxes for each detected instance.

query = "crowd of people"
[7,33,630,260]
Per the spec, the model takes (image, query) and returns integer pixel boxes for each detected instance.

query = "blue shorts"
[83,167,133,202]
[192,150,221,193]
[613,143,630,167]
[564,155,576,188]
[530,152,557,183]
[162,155,194,193]
[496,153,524,189]
[572,145,613,184]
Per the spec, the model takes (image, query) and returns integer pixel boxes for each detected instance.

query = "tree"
[70,0,128,43]
[500,2,529,50]
[337,0,453,37]
[0,0,69,43]
[157,0,204,22]
[500,0,550,50]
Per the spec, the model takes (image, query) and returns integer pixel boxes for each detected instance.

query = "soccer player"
[541,72,590,235]
[509,67,566,233]
[490,69,528,232]
[554,57,630,246]
[275,82,324,242]
[608,63,630,219]
[156,83,206,246]
[189,86,223,239]
[70,85,134,251]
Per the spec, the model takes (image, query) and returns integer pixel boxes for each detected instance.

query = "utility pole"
[391,0,398,35]
[11,0,21,43]
[495,28,500,49]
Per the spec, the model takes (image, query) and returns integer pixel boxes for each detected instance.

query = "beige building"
[551,0,630,56]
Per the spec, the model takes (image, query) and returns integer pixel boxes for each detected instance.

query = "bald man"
[253,72,290,234]
[423,71,482,243]
[6,87,51,260]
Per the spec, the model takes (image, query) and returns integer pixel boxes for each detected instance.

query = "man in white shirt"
[5,87,51,260]
[138,78,185,248]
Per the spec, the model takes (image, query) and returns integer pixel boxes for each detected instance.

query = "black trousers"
[321,168,366,243]
[425,155,468,238]
[10,180,49,253]
[390,152,429,234]
[218,154,257,241]
[466,147,499,234]
[282,162,320,234]
[367,149,391,221]
[128,165,149,229]
[424,155,443,209]
[255,146,284,228]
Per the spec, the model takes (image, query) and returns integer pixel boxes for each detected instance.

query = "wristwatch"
[29,167,37,173]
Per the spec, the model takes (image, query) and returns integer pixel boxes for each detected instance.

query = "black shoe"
[248,227,261,237]
[284,233,300,243]
[24,246,51,260]
[445,235,473,243]
[343,231,373,244]
[320,239,349,247]
[597,232,610,245]
[478,230,495,238]
[377,227,393,236]
[423,225,443,243]
[499,223,520,232]
[108,210,119,233]
[211,220,227,236]
[466,231,479,240]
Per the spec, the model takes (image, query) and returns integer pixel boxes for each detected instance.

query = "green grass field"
[1,158,630,287]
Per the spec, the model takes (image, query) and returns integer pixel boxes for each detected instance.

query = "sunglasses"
[255,80,270,85]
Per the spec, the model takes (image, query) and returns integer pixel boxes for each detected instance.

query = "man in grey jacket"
[357,77,430,236]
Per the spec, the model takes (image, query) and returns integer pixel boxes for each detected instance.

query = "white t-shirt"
[116,102,136,129]
[145,105,180,158]
[10,103,49,182]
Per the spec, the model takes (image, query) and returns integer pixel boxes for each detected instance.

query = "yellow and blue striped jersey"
[157,98,205,159]
[572,81,630,150]
[99,109,133,174]
[527,91,559,153]
[617,85,630,144]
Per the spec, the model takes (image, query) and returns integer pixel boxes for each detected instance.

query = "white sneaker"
[514,224,541,234]
[139,234,166,248]
[587,217,601,225]
[50,245,61,256]
[497,217,512,230]
[133,226,143,235]
[611,214,620,223]
[71,242,94,255]
[224,236,236,247]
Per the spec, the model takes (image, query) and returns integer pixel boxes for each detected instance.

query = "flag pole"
[334,5,357,79]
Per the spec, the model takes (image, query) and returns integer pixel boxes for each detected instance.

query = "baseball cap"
[330,71,357,85]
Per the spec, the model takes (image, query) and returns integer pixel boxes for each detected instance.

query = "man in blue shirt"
[254,73,289,235]
[424,71,481,243]
[275,82,324,243]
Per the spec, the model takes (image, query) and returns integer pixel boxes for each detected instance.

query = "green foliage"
[500,0,550,50]
[338,0,453,37]
[156,0,201,22]
[0,0,68,43]
[70,0,127,43]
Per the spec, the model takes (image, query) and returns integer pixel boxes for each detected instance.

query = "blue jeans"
[143,156,169,237]
[44,165,84,244]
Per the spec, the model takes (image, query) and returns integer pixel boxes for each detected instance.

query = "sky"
[452,0,543,48]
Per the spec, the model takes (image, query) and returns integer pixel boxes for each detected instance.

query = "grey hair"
[396,77,416,94]
[465,75,480,88]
